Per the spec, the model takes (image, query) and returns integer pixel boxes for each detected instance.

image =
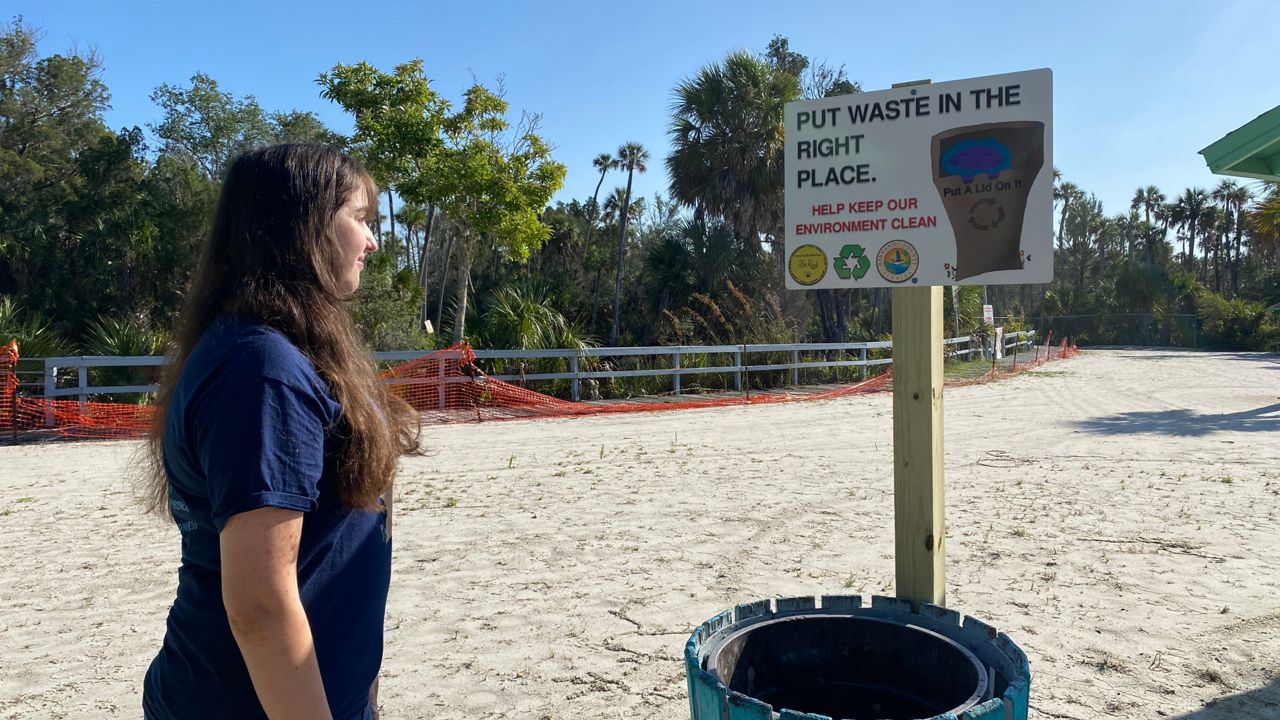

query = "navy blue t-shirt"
[143,317,390,720]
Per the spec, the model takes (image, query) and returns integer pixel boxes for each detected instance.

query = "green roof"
[1201,104,1280,181]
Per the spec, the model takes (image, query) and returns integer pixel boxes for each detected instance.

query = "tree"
[150,73,343,181]
[1131,184,1165,228]
[0,18,111,286]
[1249,184,1280,262]
[587,153,613,236]
[150,74,271,179]
[1212,179,1251,294]
[584,152,613,332]
[764,35,859,343]
[320,61,565,343]
[610,142,648,346]
[1054,180,1082,251]
[666,50,799,251]
[764,35,857,99]
[0,19,171,337]
[1174,188,1209,273]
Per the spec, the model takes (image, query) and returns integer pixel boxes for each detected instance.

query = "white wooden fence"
[33,332,1036,404]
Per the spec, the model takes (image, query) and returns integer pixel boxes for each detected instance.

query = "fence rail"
[27,332,1036,404]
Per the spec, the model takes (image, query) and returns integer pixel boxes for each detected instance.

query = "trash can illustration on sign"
[932,122,1044,281]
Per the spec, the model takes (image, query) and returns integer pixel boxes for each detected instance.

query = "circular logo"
[788,244,828,286]
[876,240,919,283]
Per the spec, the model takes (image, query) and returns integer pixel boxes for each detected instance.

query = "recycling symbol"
[967,197,1006,231]
[834,244,870,280]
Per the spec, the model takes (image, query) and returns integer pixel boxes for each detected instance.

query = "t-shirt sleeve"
[193,369,332,532]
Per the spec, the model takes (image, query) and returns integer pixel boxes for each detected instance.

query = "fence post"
[734,349,743,392]
[570,356,580,402]
[791,349,799,386]
[77,364,88,415]
[44,361,57,427]
[2,342,16,439]
[860,347,868,381]
[673,350,681,396]
[436,354,446,411]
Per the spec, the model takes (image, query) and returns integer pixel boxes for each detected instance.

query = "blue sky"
[14,0,1280,215]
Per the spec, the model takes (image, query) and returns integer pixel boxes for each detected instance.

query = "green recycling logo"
[833,244,870,280]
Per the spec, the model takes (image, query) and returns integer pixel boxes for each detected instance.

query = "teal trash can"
[685,595,1030,720]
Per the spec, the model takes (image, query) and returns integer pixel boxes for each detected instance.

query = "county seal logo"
[876,240,919,283]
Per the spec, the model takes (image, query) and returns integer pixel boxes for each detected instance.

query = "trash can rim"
[701,612,990,718]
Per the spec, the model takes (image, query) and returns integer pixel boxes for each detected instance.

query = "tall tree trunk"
[435,233,454,338]
[1231,210,1243,296]
[816,291,835,343]
[1186,224,1195,273]
[386,190,396,265]
[452,232,473,344]
[585,175,606,266]
[405,222,416,272]
[1214,232,1223,293]
[589,267,603,335]
[1056,202,1069,251]
[417,204,437,326]
[610,169,635,346]
[1097,230,1107,280]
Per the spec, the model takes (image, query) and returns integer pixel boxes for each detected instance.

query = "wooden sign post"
[891,285,946,609]
[888,79,945,611]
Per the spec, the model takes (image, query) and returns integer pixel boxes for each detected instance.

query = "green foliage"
[320,61,566,341]
[350,252,432,352]
[82,314,167,357]
[1194,292,1279,351]
[150,73,342,179]
[82,314,168,399]
[478,283,593,351]
[667,49,798,248]
[0,297,73,359]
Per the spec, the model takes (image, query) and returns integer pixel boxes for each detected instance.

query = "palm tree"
[1131,185,1165,267]
[1063,193,1103,290]
[1196,206,1224,289]
[610,142,648,346]
[1054,181,1082,251]
[1131,185,1165,228]
[1116,209,1142,259]
[1248,184,1279,263]
[1162,200,1186,267]
[1212,180,1252,295]
[601,186,644,226]
[585,153,612,250]
[479,284,591,351]
[1174,188,1209,273]
[585,153,612,335]
[666,51,800,252]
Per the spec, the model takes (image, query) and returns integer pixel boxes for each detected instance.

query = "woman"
[140,144,419,720]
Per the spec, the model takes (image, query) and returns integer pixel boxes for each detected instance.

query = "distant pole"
[950,285,960,339]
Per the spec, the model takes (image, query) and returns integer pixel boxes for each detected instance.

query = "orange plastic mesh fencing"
[948,336,1078,388]
[380,345,893,424]
[0,337,1078,442]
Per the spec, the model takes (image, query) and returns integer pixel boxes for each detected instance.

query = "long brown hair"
[142,144,419,515]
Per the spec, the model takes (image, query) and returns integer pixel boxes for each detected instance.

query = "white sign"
[982,304,994,326]
[784,69,1053,290]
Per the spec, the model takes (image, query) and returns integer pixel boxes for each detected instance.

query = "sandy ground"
[2,349,1279,720]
